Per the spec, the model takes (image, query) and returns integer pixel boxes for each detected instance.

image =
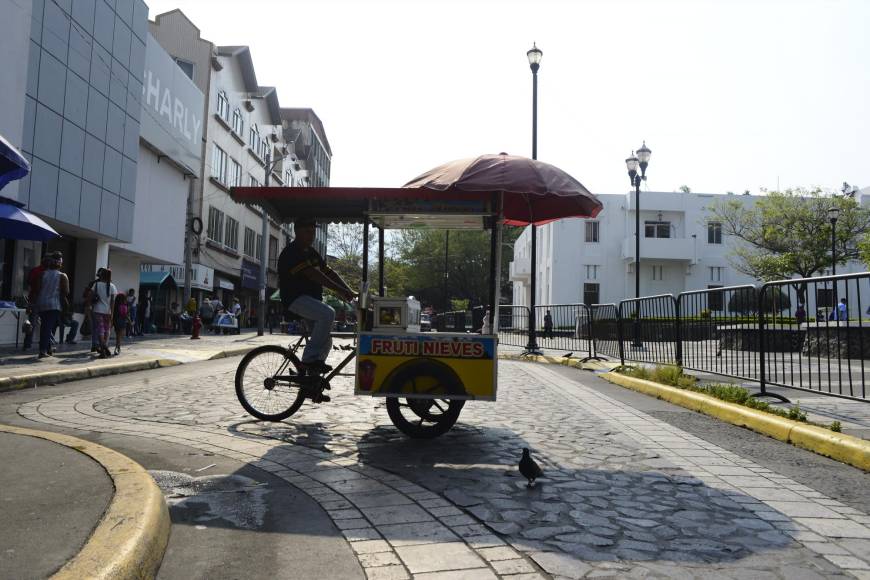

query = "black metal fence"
[493,272,870,402]
[498,305,530,348]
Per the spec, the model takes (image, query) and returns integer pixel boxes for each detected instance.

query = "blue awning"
[0,134,30,191]
[139,271,178,286]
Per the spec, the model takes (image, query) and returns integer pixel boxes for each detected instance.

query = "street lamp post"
[829,205,840,319]
[626,141,651,348]
[524,42,543,355]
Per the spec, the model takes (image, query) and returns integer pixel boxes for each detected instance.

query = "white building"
[149,10,331,318]
[510,189,869,308]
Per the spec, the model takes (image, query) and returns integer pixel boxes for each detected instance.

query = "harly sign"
[142,69,202,146]
[370,338,486,358]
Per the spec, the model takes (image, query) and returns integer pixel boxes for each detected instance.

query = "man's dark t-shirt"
[278,241,325,308]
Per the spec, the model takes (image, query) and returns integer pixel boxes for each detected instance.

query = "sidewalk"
[0,330,295,392]
[498,343,870,440]
[0,430,112,578]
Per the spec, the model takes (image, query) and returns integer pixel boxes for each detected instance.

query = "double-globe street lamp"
[625,142,652,348]
[257,148,291,336]
[524,42,543,355]
[829,205,840,319]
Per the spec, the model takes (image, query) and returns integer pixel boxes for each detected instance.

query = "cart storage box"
[371,296,421,333]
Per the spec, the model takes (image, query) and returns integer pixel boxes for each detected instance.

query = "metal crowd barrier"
[758,272,870,401]
[618,295,680,366]
[497,305,530,348]
[450,271,870,402]
[677,285,761,383]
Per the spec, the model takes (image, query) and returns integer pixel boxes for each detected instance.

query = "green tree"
[708,188,870,283]
[728,287,791,315]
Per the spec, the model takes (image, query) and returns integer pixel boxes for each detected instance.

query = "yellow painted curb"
[498,352,618,372]
[0,424,170,579]
[0,359,181,393]
[599,371,870,472]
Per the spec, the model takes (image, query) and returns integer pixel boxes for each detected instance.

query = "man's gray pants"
[288,295,335,364]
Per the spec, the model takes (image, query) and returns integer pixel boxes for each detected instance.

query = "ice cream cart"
[229,154,601,438]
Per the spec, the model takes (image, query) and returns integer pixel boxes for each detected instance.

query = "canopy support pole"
[362,217,370,289]
[488,193,503,334]
[378,226,385,297]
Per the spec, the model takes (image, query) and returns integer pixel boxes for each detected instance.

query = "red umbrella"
[403,153,602,225]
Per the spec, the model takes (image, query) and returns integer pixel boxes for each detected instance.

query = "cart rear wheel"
[235,345,305,421]
[386,397,465,438]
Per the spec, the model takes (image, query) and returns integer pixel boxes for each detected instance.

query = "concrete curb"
[0,424,170,579]
[207,345,259,360]
[0,359,181,393]
[599,371,870,472]
[499,352,618,372]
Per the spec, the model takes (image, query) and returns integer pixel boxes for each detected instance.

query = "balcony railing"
[509,256,531,281]
[621,236,695,262]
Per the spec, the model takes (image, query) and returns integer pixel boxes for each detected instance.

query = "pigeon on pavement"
[562,352,573,358]
[519,448,543,488]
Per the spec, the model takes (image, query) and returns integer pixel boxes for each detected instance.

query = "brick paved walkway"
[14,350,870,579]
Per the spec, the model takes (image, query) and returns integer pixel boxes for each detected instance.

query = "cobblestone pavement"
[14,349,870,579]
[0,331,283,380]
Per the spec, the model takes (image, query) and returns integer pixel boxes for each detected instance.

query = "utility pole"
[183,175,196,307]
[257,153,271,336]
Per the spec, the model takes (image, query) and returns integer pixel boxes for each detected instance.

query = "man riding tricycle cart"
[229,153,600,438]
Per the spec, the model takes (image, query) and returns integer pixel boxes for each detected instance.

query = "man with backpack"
[199,296,215,329]
[83,268,106,353]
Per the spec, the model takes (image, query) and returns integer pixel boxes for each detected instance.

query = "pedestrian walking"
[112,291,129,355]
[127,289,138,337]
[34,253,69,358]
[544,309,554,340]
[57,309,79,344]
[138,291,152,334]
[22,254,52,350]
[90,268,117,358]
[199,296,215,329]
[83,268,106,352]
[795,303,807,325]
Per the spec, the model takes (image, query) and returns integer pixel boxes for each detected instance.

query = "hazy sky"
[145,0,869,196]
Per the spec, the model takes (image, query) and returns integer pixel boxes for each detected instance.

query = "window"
[816,288,834,308]
[211,144,228,183]
[255,234,263,261]
[249,175,260,187]
[229,159,242,187]
[216,90,229,121]
[207,207,224,243]
[269,235,278,270]
[173,58,194,81]
[232,108,244,136]
[583,283,600,305]
[645,221,671,238]
[224,217,239,251]
[259,138,269,161]
[709,266,724,282]
[244,227,256,257]
[584,221,599,243]
[249,124,260,152]
[584,265,599,280]
[708,221,723,244]
[707,285,724,311]
[651,265,664,280]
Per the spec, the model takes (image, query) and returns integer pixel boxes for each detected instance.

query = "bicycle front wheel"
[235,345,305,421]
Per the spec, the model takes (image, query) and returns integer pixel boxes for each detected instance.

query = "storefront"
[139,271,179,332]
